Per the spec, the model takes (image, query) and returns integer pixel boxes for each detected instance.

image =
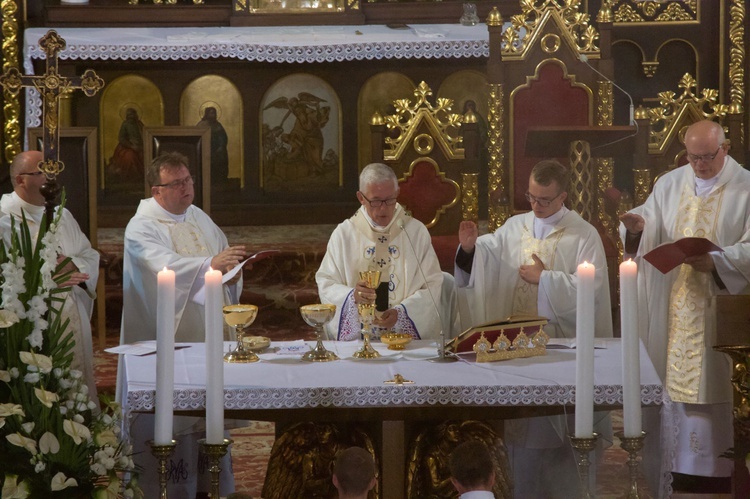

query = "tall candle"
[575,261,595,438]
[204,267,224,444]
[620,259,642,437]
[155,267,175,445]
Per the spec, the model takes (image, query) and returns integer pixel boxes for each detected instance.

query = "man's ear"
[368,476,377,491]
[559,191,568,204]
[151,186,160,198]
[356,191,365,206]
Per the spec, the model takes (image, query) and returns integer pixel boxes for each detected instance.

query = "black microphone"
[579,53,639,148]
[397,219,457,363]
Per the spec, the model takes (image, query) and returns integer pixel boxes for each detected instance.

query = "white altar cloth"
[120,338,663,417]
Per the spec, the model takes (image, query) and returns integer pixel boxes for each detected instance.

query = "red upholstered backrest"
[398,160,458,228]
[512,62,590,210]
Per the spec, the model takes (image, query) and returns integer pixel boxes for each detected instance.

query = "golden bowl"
[380,332,413,350]
[241,336,271,352]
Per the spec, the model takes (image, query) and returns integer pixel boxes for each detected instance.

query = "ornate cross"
[0,30,104,223]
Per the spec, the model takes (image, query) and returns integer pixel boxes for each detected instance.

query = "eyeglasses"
[18,171,44,177]
[154,176,195,190]
[360,192,398,208]
[686,146,722,163]
[525,191,562,208]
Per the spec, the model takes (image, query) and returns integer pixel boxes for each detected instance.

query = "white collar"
[694,158,726,197]
[148,198,187,223]
[533,205,568,239]
[360,204,402,233]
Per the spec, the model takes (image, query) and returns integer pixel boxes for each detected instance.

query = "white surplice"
[316,205,444,340]
[455,208,613,499]
[119,198,240,498]
[0,192,99,401]
[621,156,750,480]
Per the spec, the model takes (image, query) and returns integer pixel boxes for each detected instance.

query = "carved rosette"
[569,140,594,223]
[487,83,507,232]
[461,173,479,226]
[632,168,651,207]
[1,0,21,162]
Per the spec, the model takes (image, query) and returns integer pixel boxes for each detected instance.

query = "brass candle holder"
[615,430,647,499]
[353,270,381,359]
[198,438,232,499]
[569,432,599,499]
[223,304,259,363]
[300,304,338,362]
[148,439,176,499]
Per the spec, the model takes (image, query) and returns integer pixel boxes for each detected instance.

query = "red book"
[643,237,722,274]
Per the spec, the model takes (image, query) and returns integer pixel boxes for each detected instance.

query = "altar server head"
[147,151,195,215]
[449,440,495,495]
[527,159,569,219]
[10,150,46,206]
[332,446,377,499]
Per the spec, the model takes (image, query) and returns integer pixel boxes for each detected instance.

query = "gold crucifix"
[0,30,104,222]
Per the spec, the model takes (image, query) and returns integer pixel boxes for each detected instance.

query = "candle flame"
[162,267,168,272]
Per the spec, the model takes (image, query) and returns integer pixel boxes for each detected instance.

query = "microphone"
[578,53,639,149]
[398,219,457,363]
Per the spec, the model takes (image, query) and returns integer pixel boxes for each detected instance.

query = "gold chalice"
[300,304,338,362]
[223,304,260,363]
[353,270,381,359]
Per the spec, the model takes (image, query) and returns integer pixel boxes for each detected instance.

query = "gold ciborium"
[300,304,338,362]
[223,304,260,363]
[353,270,381,359]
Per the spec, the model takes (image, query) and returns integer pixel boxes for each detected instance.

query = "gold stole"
[511,223,563,316]
[165,220,213,258]
[350,208,408,283]
[665,184,725,403]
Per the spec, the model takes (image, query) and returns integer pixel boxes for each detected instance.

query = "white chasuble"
[511,227,563,316]
[316,205,443,341]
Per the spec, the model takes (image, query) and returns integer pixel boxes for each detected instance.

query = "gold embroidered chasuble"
[512,224,564,316]
[167,220,213,258]
[665,184,726,403]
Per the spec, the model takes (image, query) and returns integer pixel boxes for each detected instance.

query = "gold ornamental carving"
[614,0,697,24]
[596,157,618,244]
[569,140,594,223]
[500,0,600,60]
[632,168,651,206]
[461,173,479,226]
[487,83,507,232]
[2,0,21,163]
[383,81,464,162]
[597,80,613,127]
[641,61,659,78]
[646,74,726,155]
[728,0,745,113]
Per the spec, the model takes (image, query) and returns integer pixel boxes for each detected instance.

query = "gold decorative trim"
[646,74,725,155]
[596,157,616,240]
[474,327,549,363]
[487,83,506,232]
[413,133,434,155]
[614,0,698,24]
[540,33,561,54]
[632,168,651,206]
[501,1,600,60]
[642,61,659,78]
[597,80,613,127]
[569,140,594,223]
[461,173,479,225]
[728,0,745,112]
[383,81,464,162]
[399,157,460,229]
[486,6,503,27]
[1,0,21,163]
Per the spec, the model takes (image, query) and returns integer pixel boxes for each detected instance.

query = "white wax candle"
[204,267,225,444]
[620,259,642,437]
[155,267,175,445]
[575,261,595,438]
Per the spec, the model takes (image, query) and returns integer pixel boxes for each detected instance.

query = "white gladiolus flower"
[50,472,78,491]
[21,422,34,434]
[73,413,85,424]
[90,462,107,476]
[40,432,60,454]
[23,372,40,384]
[53,367,62,377]
[34,461,46,473]
[9,367,19,378]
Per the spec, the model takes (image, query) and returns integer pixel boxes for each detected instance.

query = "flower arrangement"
[0,208,140,498]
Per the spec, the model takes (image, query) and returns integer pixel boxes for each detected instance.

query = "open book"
[446,315,548,354]
[643,237,722,274]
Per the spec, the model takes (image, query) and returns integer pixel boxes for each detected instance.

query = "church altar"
[120,338,663,498]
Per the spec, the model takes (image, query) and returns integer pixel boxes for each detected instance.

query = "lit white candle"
[155,267,175,445]
[620,259,642,437]
[204,267,224,444]
[575,261,595,438]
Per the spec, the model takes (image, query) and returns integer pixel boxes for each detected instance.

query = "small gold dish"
[380,332,413,350]
[241,336,271,352]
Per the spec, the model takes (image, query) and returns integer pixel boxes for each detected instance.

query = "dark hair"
[530,159,570,194]
[334,446,376,495]
[449,440,494,490]
[146,151,189,187]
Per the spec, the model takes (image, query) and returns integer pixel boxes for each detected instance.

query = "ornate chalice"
[353,270,381,359]
[223,304,260,363]
[300,304,338,362]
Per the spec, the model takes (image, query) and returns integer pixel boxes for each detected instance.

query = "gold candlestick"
[300,304,339,362]
[198,438,232,499]
[148,439,176,499]
[569,432,599,499]
[616,430,646,499]
[353,270,382,359]
[223,304,259,363]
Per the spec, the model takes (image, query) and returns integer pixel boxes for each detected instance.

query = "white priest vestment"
[621,156,750,480]
[119,198,240,498]
[455,208,613,498]
[316,204,444,340]
[0,192,99,401]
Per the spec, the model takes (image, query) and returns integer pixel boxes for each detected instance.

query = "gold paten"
[383,81,465,162]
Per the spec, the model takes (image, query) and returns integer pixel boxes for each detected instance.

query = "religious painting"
[98,75,164,208]
[142,126,211,214]
[28,127,98,242]
[357,72,415,172]
[180,76,244,195]
[260,73,342,192]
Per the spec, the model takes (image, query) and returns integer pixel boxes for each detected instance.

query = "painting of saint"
[108,107,145,182]
[197,106,230,184]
